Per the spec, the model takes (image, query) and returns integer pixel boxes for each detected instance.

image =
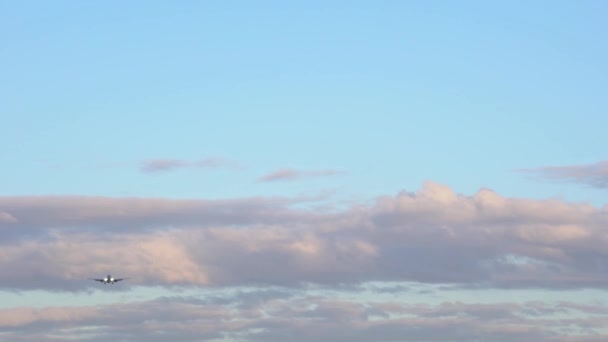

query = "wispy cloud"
[139,158,237,173]
[517,160,608,188]
[259,168,346,182]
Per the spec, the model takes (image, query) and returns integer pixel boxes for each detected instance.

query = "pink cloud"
[0,181,607,291]
[1,296,607,341]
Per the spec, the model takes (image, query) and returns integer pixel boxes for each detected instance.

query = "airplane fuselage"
[102,275,116,284]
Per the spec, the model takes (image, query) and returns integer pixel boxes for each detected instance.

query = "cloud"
[0,194,322,232]
[0,212,17,223]
[1,294,607,341]
[2,182,608,340]
[1,181,608,291]
[259,168,346,182]
[139,158,237,173]
[517,160,608,188]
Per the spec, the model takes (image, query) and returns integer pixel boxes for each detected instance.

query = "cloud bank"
[3,181,608,341]
[1,181,607,291]
[2,293,608,341]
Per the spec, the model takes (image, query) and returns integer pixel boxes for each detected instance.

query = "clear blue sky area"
[2,1,607,204]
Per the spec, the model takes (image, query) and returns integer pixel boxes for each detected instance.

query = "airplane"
[89,274,128,284]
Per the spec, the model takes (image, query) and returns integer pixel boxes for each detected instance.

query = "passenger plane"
[89,274,128,284]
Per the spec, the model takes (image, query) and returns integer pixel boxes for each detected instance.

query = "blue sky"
[1,1,608,341]
[2,0,607,202]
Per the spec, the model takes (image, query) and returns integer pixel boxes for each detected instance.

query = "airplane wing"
[89,278,105,282]
[113,278,128,282]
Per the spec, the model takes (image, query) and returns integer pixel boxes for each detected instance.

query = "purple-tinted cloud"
[0,212,17,223]
[1,295,607,341]
[139,158,237,173]
[517,160,608,188]
[259,168,346,182]
[1,181,608,291]
[2,182,608,341]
